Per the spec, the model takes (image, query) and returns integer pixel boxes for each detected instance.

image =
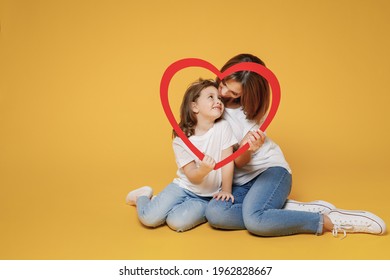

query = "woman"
[205,53,386,237]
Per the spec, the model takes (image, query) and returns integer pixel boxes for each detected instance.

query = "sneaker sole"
[285,199,336,213]
[329,209,386,235]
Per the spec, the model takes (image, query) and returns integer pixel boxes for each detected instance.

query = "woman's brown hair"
[216,54,270,122]
[173,79,219,138]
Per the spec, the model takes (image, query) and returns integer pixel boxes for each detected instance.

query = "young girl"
[126,79,237,232]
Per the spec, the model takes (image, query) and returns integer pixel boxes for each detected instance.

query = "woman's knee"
[243,212,274,237]
[205,200,230,228]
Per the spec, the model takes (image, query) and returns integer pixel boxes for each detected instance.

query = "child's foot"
[283,199,336,214]
[328,209,386,238]
[125,186,153,206]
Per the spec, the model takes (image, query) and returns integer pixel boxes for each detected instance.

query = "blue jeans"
[137,182,211,232]
[205,167,323,236]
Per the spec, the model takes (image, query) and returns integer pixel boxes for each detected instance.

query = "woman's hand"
[241,129,265,152]
[213,191,234,203]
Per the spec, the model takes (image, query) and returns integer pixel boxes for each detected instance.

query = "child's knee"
[138,214,165,228]
[166,217,191,232]
[166,213,205,232]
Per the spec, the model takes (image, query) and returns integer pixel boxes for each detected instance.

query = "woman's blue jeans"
[205,167,323,236]
[137,182,211,232]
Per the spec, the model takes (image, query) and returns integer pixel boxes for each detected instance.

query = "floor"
[1,164,389,260]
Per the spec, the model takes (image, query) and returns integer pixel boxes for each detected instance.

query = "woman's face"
[218,79,243,100]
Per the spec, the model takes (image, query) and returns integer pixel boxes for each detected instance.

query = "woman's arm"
[234,148,252,169]
[234,130,265,168]
[182,155,215,185]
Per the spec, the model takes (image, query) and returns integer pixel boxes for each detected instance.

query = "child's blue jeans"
[136,182,211,232]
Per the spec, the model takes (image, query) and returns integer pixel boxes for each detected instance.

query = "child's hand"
[241,129,265,152]
[198,155,216,174]
[213,191,234,203]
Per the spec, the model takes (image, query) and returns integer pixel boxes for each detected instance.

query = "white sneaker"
[125,186,153,206]
[284,199,336,214]
[328,209,386,238]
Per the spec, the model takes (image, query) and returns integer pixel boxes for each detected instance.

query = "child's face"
[192,86,224,120]
[218,79,243,100]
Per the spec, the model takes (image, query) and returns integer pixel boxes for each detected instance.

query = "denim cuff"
[316,213,324,235]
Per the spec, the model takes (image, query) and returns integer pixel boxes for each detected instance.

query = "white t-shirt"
[223,107,291,186]
[172,120,237,197]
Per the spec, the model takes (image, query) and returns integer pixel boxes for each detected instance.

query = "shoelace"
[332,224,354,239]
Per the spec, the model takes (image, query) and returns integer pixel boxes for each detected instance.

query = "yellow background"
[1,0,390,259]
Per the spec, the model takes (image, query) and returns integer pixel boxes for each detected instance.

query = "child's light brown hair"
[173,78,219,138]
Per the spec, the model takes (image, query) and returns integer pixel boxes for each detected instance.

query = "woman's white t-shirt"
[172,120,237,197]
[223,107,291,186]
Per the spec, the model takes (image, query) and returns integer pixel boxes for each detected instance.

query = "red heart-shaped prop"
[160,58,280,170]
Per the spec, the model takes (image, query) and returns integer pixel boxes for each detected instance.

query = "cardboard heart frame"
[160,58,281,170]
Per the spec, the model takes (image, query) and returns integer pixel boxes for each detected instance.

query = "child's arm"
[182,155,215,185]
[213,146,235,202]
[235,130,265,168]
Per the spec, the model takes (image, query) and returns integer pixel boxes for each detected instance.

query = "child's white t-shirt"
[172,120,237,197]
[223,107,292,186]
